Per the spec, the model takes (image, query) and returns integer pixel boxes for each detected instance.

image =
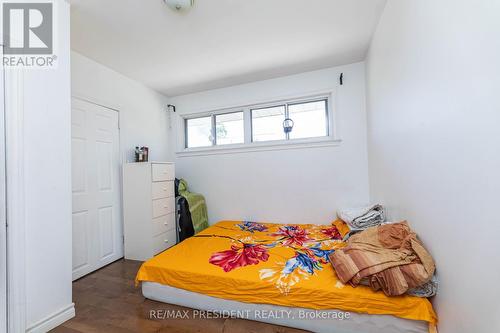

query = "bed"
[136,220,437,333]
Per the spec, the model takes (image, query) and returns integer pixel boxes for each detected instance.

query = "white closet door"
[71,98,122,280]
[0,45,7,333]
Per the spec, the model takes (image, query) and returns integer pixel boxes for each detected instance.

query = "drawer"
[153,229,176,255]
[152,213,175,236]
[152,163,175,182]
[152,181,174,200]
[152,198,175,218]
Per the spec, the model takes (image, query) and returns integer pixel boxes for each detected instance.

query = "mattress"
[143,281,429,333]
[136,220,437,329]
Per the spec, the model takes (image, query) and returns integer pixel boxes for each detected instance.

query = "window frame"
[249,104,287,143]
[184,115,214,149]
[250,97,329,142]
[213,110,246,146]
[184,109,245,148]
[179,92,339,155]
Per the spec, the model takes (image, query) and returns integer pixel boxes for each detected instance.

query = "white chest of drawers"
[123,162,176,261]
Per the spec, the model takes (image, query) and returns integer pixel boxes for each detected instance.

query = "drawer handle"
[163,188,167,190]
[164,239,169,243]
[164,222,168,226]
[163,205,167,208]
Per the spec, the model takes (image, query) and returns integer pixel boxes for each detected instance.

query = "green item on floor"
[178,179,209,234]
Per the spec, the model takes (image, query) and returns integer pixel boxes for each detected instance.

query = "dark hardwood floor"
[52,259,308,333]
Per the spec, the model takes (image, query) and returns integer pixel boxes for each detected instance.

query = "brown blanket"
[329,221,435,296]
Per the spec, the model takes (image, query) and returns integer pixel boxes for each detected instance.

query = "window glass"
[215,112,244,145]
[186,116,212,148]
[251,105,286,142]
[184,97,331,150]
[288,100,328,139]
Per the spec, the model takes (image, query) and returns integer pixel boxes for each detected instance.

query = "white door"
[71,97,122,280]
[0,45,7,333]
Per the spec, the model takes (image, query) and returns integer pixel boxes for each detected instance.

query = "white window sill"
[176,137,342,157]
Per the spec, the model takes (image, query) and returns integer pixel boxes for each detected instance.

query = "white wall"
[71,52,171,162]
[170,62,370,225]
[23,0,74,330]
[366,1,500,333]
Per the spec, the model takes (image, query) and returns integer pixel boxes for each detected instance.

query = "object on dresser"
[123,162,176,261]
[134,146,149,162]
[141,146,149,162]
[329,221,435,297]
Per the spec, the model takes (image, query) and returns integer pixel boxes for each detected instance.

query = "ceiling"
[70,0,387,97]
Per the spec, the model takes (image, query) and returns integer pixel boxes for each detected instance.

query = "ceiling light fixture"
[163,0,194,12]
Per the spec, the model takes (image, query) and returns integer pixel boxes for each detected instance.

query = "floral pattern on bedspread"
[236,221,268,233]
[199,221,345,294]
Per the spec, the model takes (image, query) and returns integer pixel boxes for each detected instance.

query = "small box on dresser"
[123,162,176,261]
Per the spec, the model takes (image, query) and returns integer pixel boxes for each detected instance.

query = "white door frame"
[4,59,27,332]
[0,43,7,333]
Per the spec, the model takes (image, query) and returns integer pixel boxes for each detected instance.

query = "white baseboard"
[26,303,75,333]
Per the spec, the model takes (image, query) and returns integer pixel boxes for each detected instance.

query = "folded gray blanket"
[338,204,385,230]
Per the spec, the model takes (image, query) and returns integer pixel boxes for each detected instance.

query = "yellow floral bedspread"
[136,220,437,325]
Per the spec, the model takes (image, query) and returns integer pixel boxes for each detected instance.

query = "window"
[288,100,328,139]
[215,112,244,145]
[251,105,286,142]
[251,98,328,142]
[186,116,212,148]
[183,95,332,150]
[186,111,244,148]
